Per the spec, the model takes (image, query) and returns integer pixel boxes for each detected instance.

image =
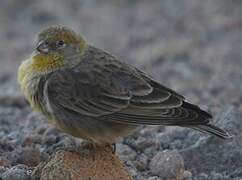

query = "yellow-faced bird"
[18,26,232,146]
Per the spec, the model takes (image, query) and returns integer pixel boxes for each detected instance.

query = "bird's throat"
[32,53,65,73]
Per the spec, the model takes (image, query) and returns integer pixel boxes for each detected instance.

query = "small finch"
[18,25,231,146]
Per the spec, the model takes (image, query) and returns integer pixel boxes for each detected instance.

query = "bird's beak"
[36,41,49,54]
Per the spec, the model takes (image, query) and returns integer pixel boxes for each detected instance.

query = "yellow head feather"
[38,25,86,49]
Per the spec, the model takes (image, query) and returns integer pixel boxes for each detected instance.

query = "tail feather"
[182,101,232,139]
[190,124,233,139]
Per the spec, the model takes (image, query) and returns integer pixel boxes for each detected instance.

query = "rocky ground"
[0,0,242,179]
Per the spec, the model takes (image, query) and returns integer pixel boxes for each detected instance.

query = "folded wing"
[45,46,231,139]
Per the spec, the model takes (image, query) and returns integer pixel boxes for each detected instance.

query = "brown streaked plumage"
[18,25,232,145]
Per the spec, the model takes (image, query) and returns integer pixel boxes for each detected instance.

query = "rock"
[210,172,224,180]
[0,166,8,176]
[32,146,132,180]
[134,153,148,171]
[196,173,208,180]
[42,134,57,145]
[135,136,157,152]
[2,164,31,180]
[0,139,14,154]
[149,150,184,180]
[230,167,242,178]
[123,126,161,155]
[22,134,42,146]
[124,160,138,178]
[0,156,11,167]
[8,147,43,167]
[42,126,60,137]
[116,143,137,161]
[183,171,192,180]
[35,124,49,135]
[147,176,162,180]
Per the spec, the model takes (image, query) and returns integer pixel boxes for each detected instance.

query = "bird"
[18,25,232,147]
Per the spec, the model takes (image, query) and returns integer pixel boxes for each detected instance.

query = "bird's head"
[31,25,86,74]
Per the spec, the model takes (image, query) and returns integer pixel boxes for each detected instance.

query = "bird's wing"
[45,46,231,139]
[45,69,130,117]
[45,46,209,126]
[45,46,153,117]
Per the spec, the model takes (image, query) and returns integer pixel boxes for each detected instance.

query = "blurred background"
[0,0,241,179]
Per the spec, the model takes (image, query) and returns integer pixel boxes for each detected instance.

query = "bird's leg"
[81,141,96,150]
[81,141,97,153]
[112,143,116,154]
[104,143,116,154]
[82,141,101,161]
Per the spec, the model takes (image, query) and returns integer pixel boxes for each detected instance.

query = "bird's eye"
[57,40,65,47]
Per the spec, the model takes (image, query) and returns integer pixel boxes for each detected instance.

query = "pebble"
[22,134,42,146]
[147,176,162,180]
[9,147,43,167]
[210,172,224,180]
[149,149,184,179]
[116,143,137,161]
[0,156,11,167]
[197,173,209,180]
[1,165,30,180]
[183,170,193,180]
[134,153,148,171]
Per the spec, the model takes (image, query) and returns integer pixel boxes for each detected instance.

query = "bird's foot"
[104,143,116,154]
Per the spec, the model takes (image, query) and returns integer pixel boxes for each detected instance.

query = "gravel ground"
[0,0,242,179]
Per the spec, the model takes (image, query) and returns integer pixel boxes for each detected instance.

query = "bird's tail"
[182,101,233,139]
[190,124,233,139]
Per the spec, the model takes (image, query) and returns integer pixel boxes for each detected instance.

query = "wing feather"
[45,46,217,132]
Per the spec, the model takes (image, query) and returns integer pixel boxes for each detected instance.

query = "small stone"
[135,136,157,151]
[22,134,42,146]
[134,153,148,171]
[157,133,171,149]
[231,167,242,177]
[149,150,184,180]
[0,166,7,175]
[0,131,5,139]
[35,124,49,135]
[10,147,43,167]
[210,172,224,180]
[42,134,57,145]
[124,161,138,177]
[135,174,147,180]
[127,168,137,178]
[147,176,162,180]
[197,173,208,180]
[116,143,137,161]
[183,170,192,180]
[53,136,76,149]
[143,147,155,158]
[6,131,19,141]
[2,165,30,180]
[43,127,60,137]
[0,156,10,167]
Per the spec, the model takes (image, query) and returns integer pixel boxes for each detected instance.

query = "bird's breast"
[31,53,65,73]
[18,58,50,115]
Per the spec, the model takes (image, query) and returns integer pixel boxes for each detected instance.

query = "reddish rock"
[32,146,132,180]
